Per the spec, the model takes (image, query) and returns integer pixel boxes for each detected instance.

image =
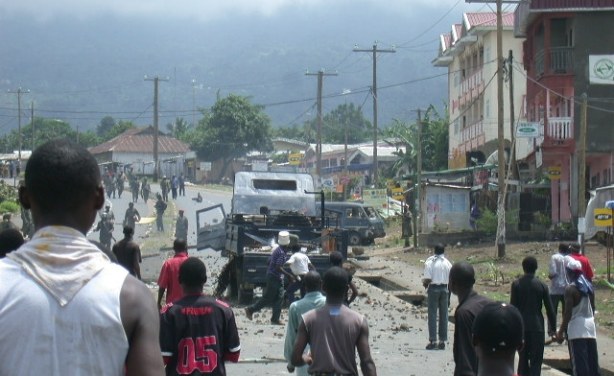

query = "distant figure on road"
[179,174,186,196]
[155,194,167,232]
[141,177,151,203]
[171,175,178,199]
[123,202,141,230]
[116,172,125,198]
[510,256,556,376]
[549,243,571,329]
[112,226,142,280]
[291,266,377,376]
[130,175,140,203]
[160,257,241,375]
[449,261,492,376]
[192,192,203,203]
[157,238,189,309]
[556,258,601,376]
[284,271,325,376]
[422,243,452,350]
[472,302,524,376]
[0,139,164,375]
[175,209,188,242]
[94,211,114,251]
[160,176,169,202]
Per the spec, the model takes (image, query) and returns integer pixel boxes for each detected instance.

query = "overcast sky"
[0,0,483,22]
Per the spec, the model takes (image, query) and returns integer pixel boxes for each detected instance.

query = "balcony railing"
[460,120,484,143]
[545,117,573,141]
[460,69,483,97]
[535,47,574,76]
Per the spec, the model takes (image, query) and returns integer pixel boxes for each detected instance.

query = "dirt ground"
[375,222,614,339]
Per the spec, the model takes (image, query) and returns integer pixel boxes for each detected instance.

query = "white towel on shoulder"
[7,225,110,306]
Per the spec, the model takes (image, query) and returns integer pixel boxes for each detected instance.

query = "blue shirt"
[267,245,288,279]
[284,291,326,376]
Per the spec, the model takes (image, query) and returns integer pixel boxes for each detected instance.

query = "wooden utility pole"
[306,70,337,178]
[413,109,423,248]
[192,79,197,127]
[578,93,588,252]
[145,75,169,182]
[354,43,395,185]
[30,102,34,150]
[494,0,507,258]
[7,87,29,182]
[508,50,517,181]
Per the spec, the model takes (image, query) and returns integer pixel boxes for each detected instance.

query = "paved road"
[6,178,611,375]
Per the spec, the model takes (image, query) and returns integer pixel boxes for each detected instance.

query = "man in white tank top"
[556,258,601,376]
[0,140,164,376]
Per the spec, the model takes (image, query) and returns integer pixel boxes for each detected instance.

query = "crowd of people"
[0,139,605,376]
[422,242,600,376]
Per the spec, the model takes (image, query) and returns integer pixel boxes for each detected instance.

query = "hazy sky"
[0,0,481,22]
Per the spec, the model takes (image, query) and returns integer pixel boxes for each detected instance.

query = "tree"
[0,118,79,153]
[189,94,273,181]
[104,120,136,141]
[97,116,116,138]
[420,105,449,172]
[273,124,306,141]
[303,103,371,144]
[384,104,449,177]
[166,117,191,141]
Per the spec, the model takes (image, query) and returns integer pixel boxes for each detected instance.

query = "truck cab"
[324,201,386,245]
[196,171,348,303]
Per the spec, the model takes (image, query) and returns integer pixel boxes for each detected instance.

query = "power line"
[397,0,463,48]
[353,43,396,184]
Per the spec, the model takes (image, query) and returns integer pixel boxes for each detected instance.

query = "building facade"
[514,0,614,223]
[88,126,194,179]
[433,12,528,170]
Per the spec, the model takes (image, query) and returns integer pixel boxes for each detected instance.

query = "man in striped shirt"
[245,231,294,324]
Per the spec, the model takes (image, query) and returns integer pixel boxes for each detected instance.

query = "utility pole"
[508,50,517,181]
[354,43,395,186]
[578,93,588,252]
[413,109,424,248]
[192,79,198,127]
[7,87,30,182]
[466,0,521,258]
[145,75,169,182]
[306,70,337,178]
[494,0,507,258]
[30,101,34,151]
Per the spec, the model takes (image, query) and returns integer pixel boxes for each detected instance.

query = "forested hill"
[0,2,453,132]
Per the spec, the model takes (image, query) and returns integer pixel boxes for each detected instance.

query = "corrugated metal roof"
[452,23,463,43]
[528,0,614,9]
[465,12,515,29]
[88,126,190,155]
[442,32,452,51]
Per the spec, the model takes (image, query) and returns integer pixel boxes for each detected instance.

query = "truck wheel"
[348,232,362,246]
[238,288,253,305]
[214,257,237,299]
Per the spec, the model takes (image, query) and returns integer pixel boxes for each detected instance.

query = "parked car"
[324,202,386,245]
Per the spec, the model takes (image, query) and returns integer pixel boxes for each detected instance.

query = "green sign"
[516,122,539,138]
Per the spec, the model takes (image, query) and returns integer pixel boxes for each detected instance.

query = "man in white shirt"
[422,243,453,350]
[548,243,570,329]
[284,235,314,303]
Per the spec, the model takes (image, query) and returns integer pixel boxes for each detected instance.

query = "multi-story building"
[433,12,528,172]
[514,0,614,224]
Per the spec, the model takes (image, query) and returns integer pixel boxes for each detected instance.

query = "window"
[252,179,297,191]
